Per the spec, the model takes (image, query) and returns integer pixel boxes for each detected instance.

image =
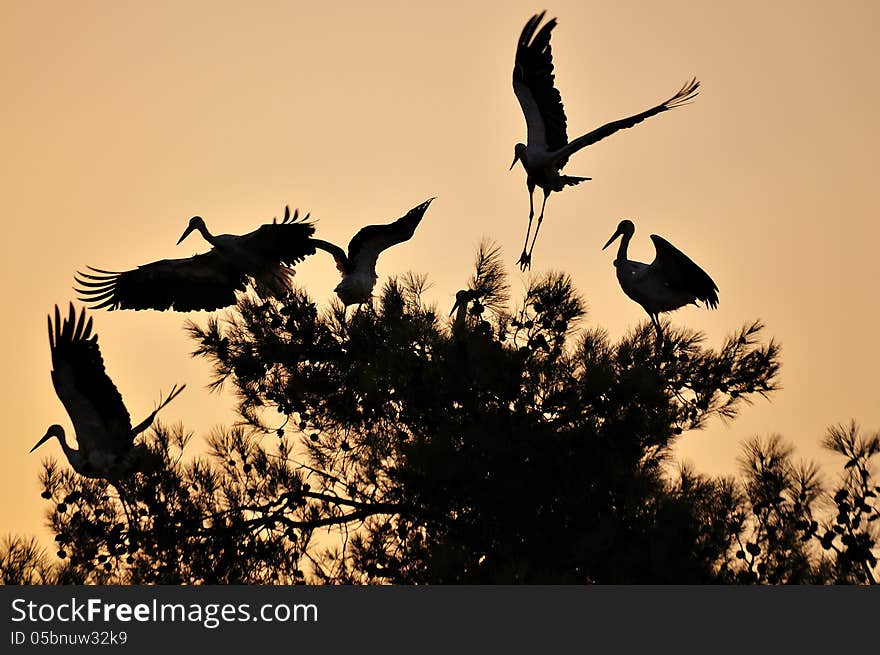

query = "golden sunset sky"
[2,0,879,545]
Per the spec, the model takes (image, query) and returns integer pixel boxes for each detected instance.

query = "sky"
[2,0,879,546]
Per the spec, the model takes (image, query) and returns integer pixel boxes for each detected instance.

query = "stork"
[310,198,434,306]
[450,289,479,329]
[30,304,184,479]
[449,240,510,332]
[75,206,316,312]
[510,11,700,270]
[602,219,718,343]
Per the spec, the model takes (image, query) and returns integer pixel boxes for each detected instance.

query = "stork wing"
[650,234,719,309]
[346,198,433,275]
[235,206,318,267]
[75,251,246,312]
[49,304,133,453]
[512,12,568,152]
[555,78,700,167]
[310,239,349,274]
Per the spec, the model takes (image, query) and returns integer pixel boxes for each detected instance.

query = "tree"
[4,248,876,584]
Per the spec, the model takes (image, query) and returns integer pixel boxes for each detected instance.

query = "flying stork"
[30,304,184,479]
[310,198,434,306]
[75,206,316,312]
[510,11,700,270]
[602,219,718,343]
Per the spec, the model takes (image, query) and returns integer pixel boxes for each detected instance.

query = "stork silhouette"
[602,219,718,343]
[31,304,184,479]
[311,198,434,306]
[511,11,699,269]
[76,207,316,312]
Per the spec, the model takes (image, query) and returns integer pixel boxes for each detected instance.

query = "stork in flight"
[30,304,184,479]
[510,11,700,270]
[311,198,434,306]
[75,206,316,312]
[602,219,718,343]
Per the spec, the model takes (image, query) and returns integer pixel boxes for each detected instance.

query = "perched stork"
[30,304,184,479]
[449,240,510,331]
[311,198,434,306]
[450,289,479,328]
[75,206,316,312]
[510,11,700,270]
[602,219,718,343]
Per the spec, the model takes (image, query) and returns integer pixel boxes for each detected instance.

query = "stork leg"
[518,183,536,270]
[525,189,550,265]
[650,313,664,345]
[116,484,136,530]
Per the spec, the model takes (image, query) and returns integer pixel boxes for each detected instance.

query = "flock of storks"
[32,13,719,480]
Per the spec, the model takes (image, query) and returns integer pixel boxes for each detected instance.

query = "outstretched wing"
[346,198,434,276]
[235,206,318,267]
[75,251,247,312]
[49,304,133,453]
[557,78,700,167]
[650,234,718,308]
[512,12,568,152]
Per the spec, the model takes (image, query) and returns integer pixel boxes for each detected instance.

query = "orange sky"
[2,0,879,546]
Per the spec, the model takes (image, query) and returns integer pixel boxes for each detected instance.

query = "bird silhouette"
[311,198,434,306]
[450,240,510,332]
[75,206,316,312]
[511,11,699,270]
[602,219,718,343]
[31,304,184,479]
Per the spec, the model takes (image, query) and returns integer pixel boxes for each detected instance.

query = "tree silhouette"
[3,251,877,584]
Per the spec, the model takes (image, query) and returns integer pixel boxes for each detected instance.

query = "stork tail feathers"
[561,175,591,187]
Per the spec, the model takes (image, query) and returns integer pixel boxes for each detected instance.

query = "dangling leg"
[518,183,536,270]
[526,189,550,265]
[112,479,137,539]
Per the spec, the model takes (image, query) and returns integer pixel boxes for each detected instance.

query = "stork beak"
[509,152,520,171]
[449,298,462,317]
[30,430,53,453]
[176,224,196,246]
[602,229,623,251]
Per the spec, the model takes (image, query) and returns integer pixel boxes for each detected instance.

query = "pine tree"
[5,249,877,584]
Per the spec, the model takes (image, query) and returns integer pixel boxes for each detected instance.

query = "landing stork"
[511,11,699,269]
[311,198,433,306]
[30,304,184,479]
[602,219,718,343]
[75,206,316,312]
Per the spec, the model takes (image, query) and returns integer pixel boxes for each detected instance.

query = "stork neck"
[454,302,468,330]
[55,431,79,463]
[195,223,218,246]
[615,232,632,264]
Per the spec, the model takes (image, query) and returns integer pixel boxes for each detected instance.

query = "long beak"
[449,298,461,317]
[30,431,53,453]
[602,230,622,251]
[509,153,519,171]
[176,225,195,246]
